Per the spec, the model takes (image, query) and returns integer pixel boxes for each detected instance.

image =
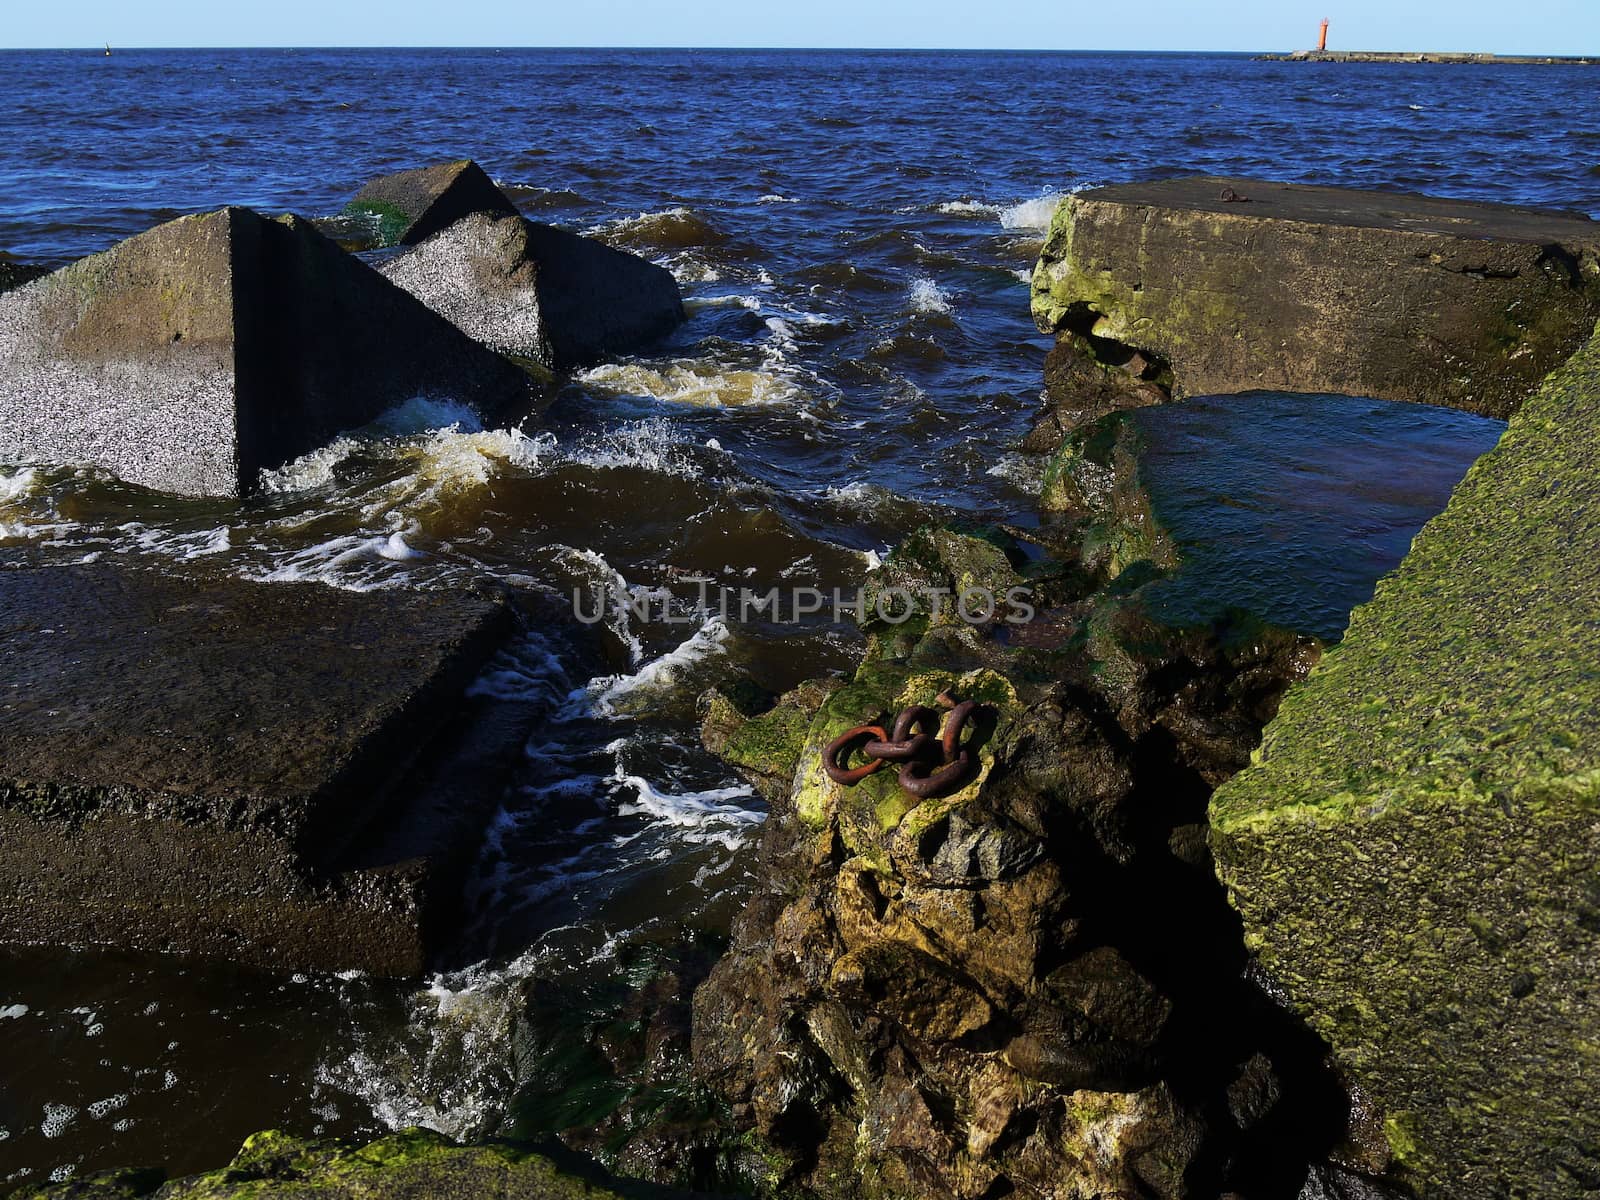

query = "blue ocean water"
[0,48,1590,1187]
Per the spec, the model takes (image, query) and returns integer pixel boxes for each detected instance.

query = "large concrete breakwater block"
[381,211,686,371]
[1209,325,1600,1197]
[0,561,524,975]
[1031,176,1600,419]
[341,158,518,248]
[0,206,534,497]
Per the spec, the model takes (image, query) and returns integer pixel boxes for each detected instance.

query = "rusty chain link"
[821,692,983,800]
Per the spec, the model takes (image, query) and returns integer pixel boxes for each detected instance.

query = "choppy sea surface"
[0,47,1590,1186]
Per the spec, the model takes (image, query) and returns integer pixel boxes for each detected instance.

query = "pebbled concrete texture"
[0,207,536,498]
[1210,323,1600,1198]
[340,159,518,248]
[381,212,685,371]
[0,559,525,975]
[1031,176,1600,419]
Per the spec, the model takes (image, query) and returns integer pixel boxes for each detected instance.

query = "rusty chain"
[821,692,983,800]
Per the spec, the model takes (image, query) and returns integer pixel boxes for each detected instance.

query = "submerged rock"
[0,207,535,497]
[1031,176,1600,420]
[381,212,685,371]
[1210,323,1600,1198]
[6,1127,700,1198]
[341,158,518,248]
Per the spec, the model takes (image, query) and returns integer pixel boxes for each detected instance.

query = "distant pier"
[1259,49,1597,64]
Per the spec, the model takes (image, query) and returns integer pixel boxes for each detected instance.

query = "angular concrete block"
[0,561,525,975]
[381,211,686,371]
[1210,326,1600,1196]
[341,158,517,247]
[0,207,534,497]
[1032,176,1600,418]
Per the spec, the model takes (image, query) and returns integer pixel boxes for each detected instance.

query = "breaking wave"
[578,360,805,408]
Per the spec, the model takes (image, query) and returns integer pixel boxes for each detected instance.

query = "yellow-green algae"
[1209,324,1600,1198]
[8,1127,690,1199]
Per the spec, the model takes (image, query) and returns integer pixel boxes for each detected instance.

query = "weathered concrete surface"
[382,212,685,371]
[0,207,535,497]
[0,560,522,975]
[1031,176,1600,419]
[1210,325,1600,1197]
[7,1127,702,1199]
[341,159,517,248]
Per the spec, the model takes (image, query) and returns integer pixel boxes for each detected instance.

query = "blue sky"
[6,0,1597,53]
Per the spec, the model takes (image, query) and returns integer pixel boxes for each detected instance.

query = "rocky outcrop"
[0,560,538,975]
[341,159,518,248]
[0,207,534,496]
[5,1127,701,1199]
[688,516,1387,1198]
[1209,323,1600,1198]
[1031,177,1600,420]
[381,212,685,372]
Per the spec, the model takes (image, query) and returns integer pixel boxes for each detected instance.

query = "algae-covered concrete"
[1210,325,1600,1197]
[0,207,534,497]
[0,561,521,974]
[1031,176,1600,419]
[5,1127,699,1199]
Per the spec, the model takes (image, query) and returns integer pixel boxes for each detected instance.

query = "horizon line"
[2,43,1593,56]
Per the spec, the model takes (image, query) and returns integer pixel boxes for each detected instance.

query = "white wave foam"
[682,293,762,314]
[938,199,1004,217]
[579,361,802,409]
[253,535,415,592]
[259,437,359,494]
[757,194,799,204]
[40,1104,77,1139]
[87,1094,129,1121]
[567,418,702,478]
[764,316,799,354]
[554,546,645,666]
[0,1005,27,1020]
[318,949,544,1142]
[909,277,953,315]
[612,770,761,852]
[1001,191,1069,231]
[0,467,40,505]
[988,452,1049,490]
[467,630,573,706]
[585,618,730,718]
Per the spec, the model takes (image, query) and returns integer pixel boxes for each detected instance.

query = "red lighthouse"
[1318,18,1331,52]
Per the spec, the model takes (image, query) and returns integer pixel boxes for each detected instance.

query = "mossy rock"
[1040,412,1178,582]
[860,526,1028,637]
[1210,325,1600,1198]
[10,1128,704,1200]
[788,656,1021,851]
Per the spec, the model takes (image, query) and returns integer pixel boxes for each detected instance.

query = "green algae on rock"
[1209,324,1600,1197]
[1031,177,1600,420]
[6,1127,699,1199]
